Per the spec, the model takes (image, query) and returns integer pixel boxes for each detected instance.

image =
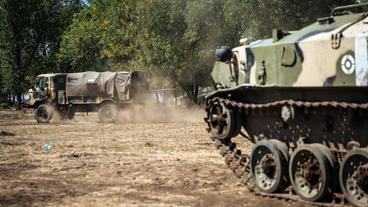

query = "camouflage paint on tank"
[211,61,237,88]
[213,11,368,88]
[211,45,248,88]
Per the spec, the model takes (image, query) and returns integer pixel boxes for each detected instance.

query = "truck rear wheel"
[35,104,53,123]
[98,103,117,123]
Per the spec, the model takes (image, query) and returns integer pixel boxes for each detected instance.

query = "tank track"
[205,97,368,207]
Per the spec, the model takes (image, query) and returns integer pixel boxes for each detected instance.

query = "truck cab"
[26,73,67,108]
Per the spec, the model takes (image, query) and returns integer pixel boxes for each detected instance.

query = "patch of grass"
[0,102,11,109]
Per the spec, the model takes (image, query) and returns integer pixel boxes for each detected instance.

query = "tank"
[205,3,368,206]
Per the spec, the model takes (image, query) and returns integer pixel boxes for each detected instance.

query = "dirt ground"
[0,108,310,207]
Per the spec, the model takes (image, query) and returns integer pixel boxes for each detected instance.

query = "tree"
[0,1,12,103]
[242,0,356,39]
[58,0,138,73]
[133,0,232,104]
[57,0,362,105]
[0,0,83,109]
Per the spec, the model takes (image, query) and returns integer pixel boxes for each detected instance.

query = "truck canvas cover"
[66,71,131,99]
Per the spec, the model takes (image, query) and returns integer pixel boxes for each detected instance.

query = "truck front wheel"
[98,103,117,123]
[35,104,53,123]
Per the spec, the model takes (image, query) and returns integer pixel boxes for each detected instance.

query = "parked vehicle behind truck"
[25,71,150,123]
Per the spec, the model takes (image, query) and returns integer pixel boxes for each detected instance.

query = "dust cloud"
[49,104,205,124]
[116,104,204,123]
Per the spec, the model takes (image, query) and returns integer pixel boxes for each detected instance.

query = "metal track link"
[205,97,365,207]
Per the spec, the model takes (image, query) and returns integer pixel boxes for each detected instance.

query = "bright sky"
[82,0,90,6]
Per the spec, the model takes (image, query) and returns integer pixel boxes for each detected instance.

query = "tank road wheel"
[289,144,335,202]
[250,139,289,193]
[35,104,53,123]
[208,101,241,140]
[340,148,368,207]
[98,103,118,123]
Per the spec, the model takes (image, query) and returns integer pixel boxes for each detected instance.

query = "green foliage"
[0,102,11,109]
[0,0,82,108]
[129,0,356,103]
[0,0,364,106]
[244,0,356,39]
[58,0,139,72]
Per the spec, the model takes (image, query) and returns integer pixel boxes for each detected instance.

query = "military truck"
[26,71,149,123]
[205,3,368,207]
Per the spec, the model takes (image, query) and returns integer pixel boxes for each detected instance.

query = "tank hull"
[207,85,368,149]
[205,87,368,205]
[207,85,368,103]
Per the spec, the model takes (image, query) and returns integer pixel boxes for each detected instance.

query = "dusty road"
[0,109,309,207]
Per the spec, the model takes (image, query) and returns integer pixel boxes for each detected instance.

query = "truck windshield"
[35,77,48,90]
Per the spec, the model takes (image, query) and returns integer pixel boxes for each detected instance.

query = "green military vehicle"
[26,71,149,123]
[205,3,368,206]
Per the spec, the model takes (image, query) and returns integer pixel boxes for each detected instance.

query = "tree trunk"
[193,84,199,105]
[7,93,12,105]
[16,92,22,110]
[192,75,198,105]
[11,94,15,105]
